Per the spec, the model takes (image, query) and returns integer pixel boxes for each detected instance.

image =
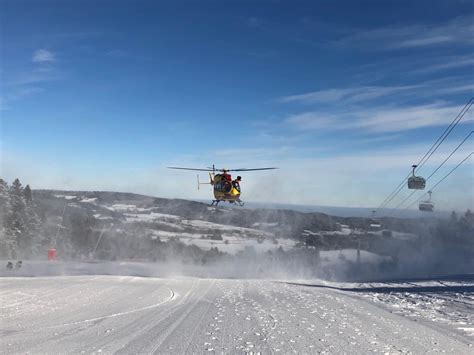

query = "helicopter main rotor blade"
[167,167,215,172]
[168,166,278,172]
[227,167,278,172]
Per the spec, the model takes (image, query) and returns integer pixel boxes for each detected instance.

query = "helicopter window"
[214,182,224,192]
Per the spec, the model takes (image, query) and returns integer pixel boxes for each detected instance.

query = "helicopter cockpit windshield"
[213,174,232,193]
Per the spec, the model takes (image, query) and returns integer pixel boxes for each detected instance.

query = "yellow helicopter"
[168,165,277,206]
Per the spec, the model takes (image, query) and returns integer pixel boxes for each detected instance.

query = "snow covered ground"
[0,262,472,353]
[103,203,288,255]
[358,277,474,339]
[291,275,474,338]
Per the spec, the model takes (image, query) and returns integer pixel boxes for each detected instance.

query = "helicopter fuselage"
[209,173,243,206]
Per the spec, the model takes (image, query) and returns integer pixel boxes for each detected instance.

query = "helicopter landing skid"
[210,199,244,207]
[210,200,221,207]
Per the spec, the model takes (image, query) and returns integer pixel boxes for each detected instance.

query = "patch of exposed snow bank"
[54,195,77,200]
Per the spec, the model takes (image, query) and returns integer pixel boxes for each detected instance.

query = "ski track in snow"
[0,275,472,354]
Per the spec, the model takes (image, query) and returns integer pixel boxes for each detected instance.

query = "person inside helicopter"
[221,170,232,193]
[222,169,232,182]
[232,176,242,193]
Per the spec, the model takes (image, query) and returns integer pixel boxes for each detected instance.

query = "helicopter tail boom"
[197,174,211,190]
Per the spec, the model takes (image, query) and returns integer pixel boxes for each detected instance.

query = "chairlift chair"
[419,191,434,212]
[408,165,426,190]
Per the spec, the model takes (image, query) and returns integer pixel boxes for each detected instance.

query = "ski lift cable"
[395,130,473,209]
[406,151,473,210]
[378,98,472,209]
[379,177,411,210]
[415,99,472,173]
[424,130,473,181]
[405,151,474,210]
[377,97,473,210]
[394,190,417,209]
[377,173,411,209]
[415,97,472,171]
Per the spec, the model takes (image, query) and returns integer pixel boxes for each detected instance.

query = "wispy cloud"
[0,87,44,110]
[12,67,61,86]
[246,17,263,28]
[105,49,151,61]
[11,49,61,85]
[32,49,55,63]
[333,16,474,50]
[4,135,471,208]
[285,102,469,133]
[353,103,466,133]
[285,112,339,130]
[279,85,421,104]
[346,54,474,85]
[414,55,474,74]
[279,78,474,106]
[1,49,60,109]
[437,84,474,94]
[399,35,454,48]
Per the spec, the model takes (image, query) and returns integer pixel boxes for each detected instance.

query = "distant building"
[369,223,382,231]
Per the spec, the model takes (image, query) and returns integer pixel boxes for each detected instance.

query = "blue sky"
[1,0,473,210]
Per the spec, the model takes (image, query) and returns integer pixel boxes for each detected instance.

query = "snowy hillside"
[29,190,433,264]
[2,188,472,281]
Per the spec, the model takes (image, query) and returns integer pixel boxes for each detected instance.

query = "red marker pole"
[47,248,57,261]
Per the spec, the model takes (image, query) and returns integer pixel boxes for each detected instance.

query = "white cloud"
[437,84,474,94]
[105,49,151,61]
[285,112,338,129]
[0,87,45,111]
[3,136,472,210]
[398,35,454,48]
[279,79,474,134]
[2,49,61,108]
[279,85,420,104]
[285,102,470,133]
[280,88,351,104]
[280,80,474,106]
[246,17,266,29]
[353,103,465,133]
[10,68,61,86]
[415,56,474,74]
[333,16,474,50]
[32,49,55,63]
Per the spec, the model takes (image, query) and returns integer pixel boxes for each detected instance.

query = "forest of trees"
[0,178,43,258]
[429,210,474,262]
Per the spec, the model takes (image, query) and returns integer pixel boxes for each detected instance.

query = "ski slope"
[1,274,472,353]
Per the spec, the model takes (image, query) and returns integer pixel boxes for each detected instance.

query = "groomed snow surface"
[1,262,472,354]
